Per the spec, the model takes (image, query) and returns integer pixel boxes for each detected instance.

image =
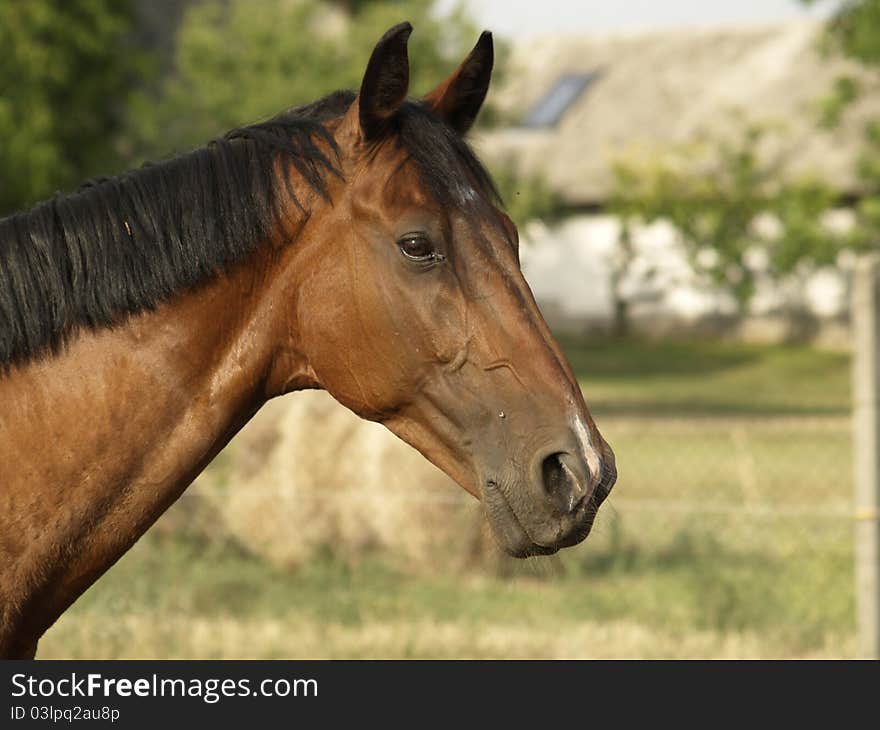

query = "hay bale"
[209,391,491,570]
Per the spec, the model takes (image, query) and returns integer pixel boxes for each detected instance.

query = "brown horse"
[0,23,616,659]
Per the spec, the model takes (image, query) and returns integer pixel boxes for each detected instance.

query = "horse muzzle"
[481,433,617,557]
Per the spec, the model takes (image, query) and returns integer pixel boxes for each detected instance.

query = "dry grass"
[40,613,853,659]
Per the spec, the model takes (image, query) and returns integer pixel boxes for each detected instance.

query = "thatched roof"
[475,22,879,205]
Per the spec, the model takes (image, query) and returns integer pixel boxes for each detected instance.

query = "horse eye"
[398,235,436,261]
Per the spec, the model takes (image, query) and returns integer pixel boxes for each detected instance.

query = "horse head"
[275,24,617,556]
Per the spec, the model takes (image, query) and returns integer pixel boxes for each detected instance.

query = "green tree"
[802,0,880,251]
[130,0,482,158]
[606,2,880,331]
[805,0,880,64]
[610,123,845,326]
[0,1,146,215]
[621,125,841,300]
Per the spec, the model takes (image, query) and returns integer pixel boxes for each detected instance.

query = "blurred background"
[5,0,878,658]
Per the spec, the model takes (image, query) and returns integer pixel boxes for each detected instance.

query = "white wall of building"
[518,213,851,337]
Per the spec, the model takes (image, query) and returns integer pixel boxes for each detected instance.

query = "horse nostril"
[540,452,587,514]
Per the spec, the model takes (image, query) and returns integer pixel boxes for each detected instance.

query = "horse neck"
[0,240,307,647]
[1,241,291,479]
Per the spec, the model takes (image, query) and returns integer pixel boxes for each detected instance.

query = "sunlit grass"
[41,518,854,658]
[563,335,850,416]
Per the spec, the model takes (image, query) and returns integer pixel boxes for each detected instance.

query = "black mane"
[0,91,499,370]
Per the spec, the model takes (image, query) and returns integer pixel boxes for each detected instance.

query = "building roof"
[475,22,879,206]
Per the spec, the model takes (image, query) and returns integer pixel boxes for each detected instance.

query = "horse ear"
[424,31,494,135]
[358,22,412,141]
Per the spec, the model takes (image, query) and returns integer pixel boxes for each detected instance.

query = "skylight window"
[522,72,599,128]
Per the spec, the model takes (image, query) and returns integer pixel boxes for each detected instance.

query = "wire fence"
[160,400,855,576]
[175,414,854,517]
[147,365,859,657]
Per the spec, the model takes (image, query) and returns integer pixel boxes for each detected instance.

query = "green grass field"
[562,335,850,417]
[39,337,857,658]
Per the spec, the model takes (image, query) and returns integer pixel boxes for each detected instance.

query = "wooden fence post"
[852,254,880,659]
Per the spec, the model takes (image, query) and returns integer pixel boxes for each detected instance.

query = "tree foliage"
[802,0,880,255]
[806,0,880,64]
[127,0,561,223]
[607,1,880,319]
[130,0,482,158]
[0,0,146,216]
[611,124,846,309]
[1,0,547,229]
